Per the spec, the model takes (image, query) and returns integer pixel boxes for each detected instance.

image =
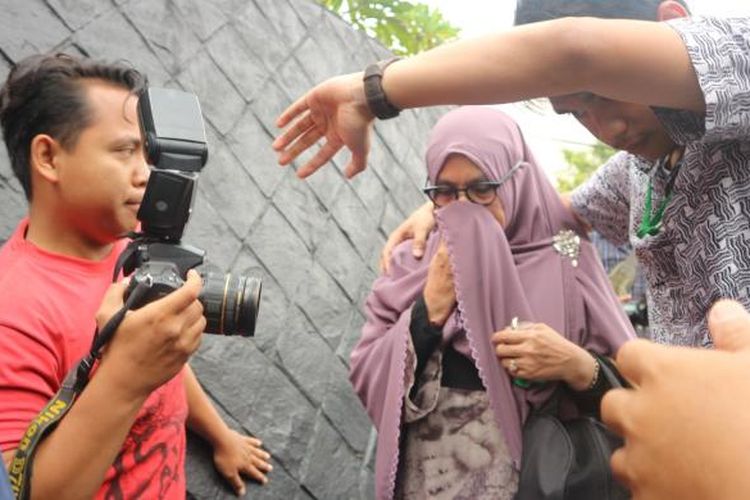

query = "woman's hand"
[273,73,374,179]
[423,239,456,327]
[491,322,596,390]
[380,201,436,274]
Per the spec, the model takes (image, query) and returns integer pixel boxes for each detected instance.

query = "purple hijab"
[350,107,635,500]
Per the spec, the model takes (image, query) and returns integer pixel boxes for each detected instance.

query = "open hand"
[274,73,374,179]
[213,429,272,496]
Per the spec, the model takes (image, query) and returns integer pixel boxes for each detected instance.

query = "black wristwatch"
[363,57,402,120]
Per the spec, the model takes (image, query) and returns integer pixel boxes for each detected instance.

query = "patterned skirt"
[394,347,518,500]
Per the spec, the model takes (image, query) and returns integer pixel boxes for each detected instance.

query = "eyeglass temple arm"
[423,160,527,189]
[495,160,527,186]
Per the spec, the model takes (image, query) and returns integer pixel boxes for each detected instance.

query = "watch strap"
[363,57,402,120]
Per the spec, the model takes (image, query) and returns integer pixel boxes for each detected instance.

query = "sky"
[421,0,750,178]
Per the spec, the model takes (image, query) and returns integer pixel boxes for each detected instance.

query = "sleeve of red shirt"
[0,319,65,452]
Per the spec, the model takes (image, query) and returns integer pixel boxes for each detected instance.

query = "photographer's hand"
[98,270,206,397]
[212,431,272,494]
[184,366,272,497]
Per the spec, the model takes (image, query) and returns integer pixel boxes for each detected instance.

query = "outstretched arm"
[184,366,271,495]
[275,16,703,178]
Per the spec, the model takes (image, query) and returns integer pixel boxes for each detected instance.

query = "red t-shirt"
[0,219,188,499]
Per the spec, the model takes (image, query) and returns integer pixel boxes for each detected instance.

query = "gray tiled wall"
[0,1,447,498]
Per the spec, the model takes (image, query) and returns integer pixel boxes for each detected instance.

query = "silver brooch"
[553,229,581,267]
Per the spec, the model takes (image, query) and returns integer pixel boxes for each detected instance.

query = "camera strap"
[8,281,151,500]
[7,354,94,499]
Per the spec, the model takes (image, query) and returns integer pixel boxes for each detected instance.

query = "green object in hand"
[513,377,532,389]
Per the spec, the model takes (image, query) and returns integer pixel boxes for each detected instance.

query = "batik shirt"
[571,17,750,347]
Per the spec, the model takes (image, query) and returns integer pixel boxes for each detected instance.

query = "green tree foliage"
[319,0,460,56]
[555,142,616,193]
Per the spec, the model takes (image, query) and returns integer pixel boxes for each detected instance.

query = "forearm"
[382,17,703,113]
[184,365,229,447]
[28,364,147,500]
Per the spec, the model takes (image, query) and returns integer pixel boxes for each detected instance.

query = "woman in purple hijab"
[350,107,635,500]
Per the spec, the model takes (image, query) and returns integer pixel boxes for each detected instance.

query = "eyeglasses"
[423,161,526,208]
[423,180,501,207]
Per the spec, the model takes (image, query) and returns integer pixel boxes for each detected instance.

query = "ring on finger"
[509,359,519,374]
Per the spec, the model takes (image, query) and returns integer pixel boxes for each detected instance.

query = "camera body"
[120,88,261,337]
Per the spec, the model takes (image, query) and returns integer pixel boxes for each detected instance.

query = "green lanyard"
[636,181,673,238]
[636,155,682,239]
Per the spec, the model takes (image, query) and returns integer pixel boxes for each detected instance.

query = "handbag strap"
[594,353,629,390]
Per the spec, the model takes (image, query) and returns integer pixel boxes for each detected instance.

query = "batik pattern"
[571,17,750,347]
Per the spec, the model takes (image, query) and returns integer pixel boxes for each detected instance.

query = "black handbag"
[514,356,630,500]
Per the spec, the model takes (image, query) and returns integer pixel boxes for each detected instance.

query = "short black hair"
[515,0,690,25]
[0,53,146,200]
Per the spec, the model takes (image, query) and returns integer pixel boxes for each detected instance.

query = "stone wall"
[0,0,447,498]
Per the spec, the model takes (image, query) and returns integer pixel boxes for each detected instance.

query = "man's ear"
[656,0,690,22]
[29,134,63,186]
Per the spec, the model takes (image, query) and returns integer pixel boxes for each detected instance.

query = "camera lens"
[200,272,262,337]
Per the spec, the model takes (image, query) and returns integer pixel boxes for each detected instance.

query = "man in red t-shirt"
[0,54,271,499]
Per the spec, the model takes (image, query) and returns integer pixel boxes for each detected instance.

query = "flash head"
[138,87,208,172]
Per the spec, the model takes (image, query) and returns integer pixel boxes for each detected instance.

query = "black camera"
[118,87,261,337]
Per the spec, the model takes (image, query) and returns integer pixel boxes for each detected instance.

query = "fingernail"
[238,487,245,497]
[711,300,748,323]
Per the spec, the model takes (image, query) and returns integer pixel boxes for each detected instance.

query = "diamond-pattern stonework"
[0,1,449,498]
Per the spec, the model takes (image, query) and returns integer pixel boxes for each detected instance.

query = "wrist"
[207,424,234,450]
[94,358,151,406]
[567,349,598,391]
[424,297,450,326]
[363,58,402,120]
[348,71,369,109]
